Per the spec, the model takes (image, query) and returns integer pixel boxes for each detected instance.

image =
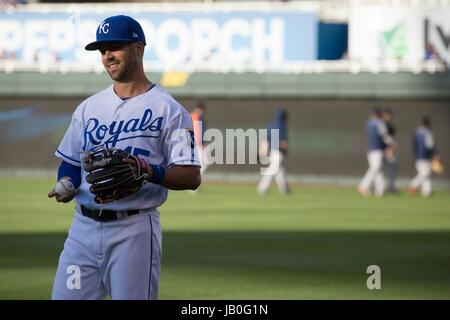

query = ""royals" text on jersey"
[83,108,164,149]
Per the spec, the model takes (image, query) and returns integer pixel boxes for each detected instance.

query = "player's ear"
[136,42,145,59]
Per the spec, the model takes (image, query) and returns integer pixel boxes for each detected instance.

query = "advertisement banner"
[0,9,318,71]
[349,6,450,65]
[422,8,450,65]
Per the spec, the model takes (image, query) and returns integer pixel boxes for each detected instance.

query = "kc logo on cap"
[98,21,110,34]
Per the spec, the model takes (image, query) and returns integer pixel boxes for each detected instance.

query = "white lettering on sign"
[221,18,251,65]
[191,19,220,64]
[23,20,47,63]
[155,19,191,65]
[252,18,284,65]
[0,20,23,52]
[49,20,75,52]
[0,17,286,67]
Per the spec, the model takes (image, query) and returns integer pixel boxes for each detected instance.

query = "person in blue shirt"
[408,116,438,197]
[358,108,394,197]
[382,109,400,193]
[257,109,290,195]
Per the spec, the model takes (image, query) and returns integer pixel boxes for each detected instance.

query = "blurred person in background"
[382,109,399,194]
[0,0,27,8]
[191,101,211,178]
[408,116,440,197]
[425,43,448,71]
[257,109,290,195]
[358,108,394,197]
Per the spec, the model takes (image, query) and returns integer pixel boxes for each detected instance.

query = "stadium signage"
[349,7,450,65]
[0,10,317,71]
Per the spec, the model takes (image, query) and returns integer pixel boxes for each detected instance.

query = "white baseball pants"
[409,160,432,197]
[359,150,385,197]
[51,207,162,300]
[257,149,289,194]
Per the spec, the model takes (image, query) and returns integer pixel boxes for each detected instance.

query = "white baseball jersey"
[56,84,200,211]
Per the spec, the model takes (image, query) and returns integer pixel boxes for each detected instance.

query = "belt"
[80,205,140,222]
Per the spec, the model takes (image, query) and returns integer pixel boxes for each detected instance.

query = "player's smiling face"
[99,42,142,82]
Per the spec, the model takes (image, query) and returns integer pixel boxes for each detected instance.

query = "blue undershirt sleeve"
[57,161,82,189]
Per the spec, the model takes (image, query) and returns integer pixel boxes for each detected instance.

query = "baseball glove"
[431,157,444,174]
[83,148,150,204]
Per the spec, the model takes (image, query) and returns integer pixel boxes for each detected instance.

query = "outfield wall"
[1,71,450,98]
[1,96,448,180]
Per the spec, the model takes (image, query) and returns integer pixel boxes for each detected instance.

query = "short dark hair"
[372,107,382,117]
[197,101,206,110]
[421,116,431,127]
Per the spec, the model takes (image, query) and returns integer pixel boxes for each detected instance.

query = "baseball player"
[408,116,438,197]
[47,15,201,300]
[257,109,290,195]
[358,108,393,197]
[382,109,400,193]
[190,101,211,177]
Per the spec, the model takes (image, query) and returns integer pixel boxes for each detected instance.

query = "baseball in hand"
[55,179,76,196]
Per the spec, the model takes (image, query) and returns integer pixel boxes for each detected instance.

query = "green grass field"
[0,177,450,299]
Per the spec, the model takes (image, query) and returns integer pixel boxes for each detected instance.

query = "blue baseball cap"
[85,15,146,51]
